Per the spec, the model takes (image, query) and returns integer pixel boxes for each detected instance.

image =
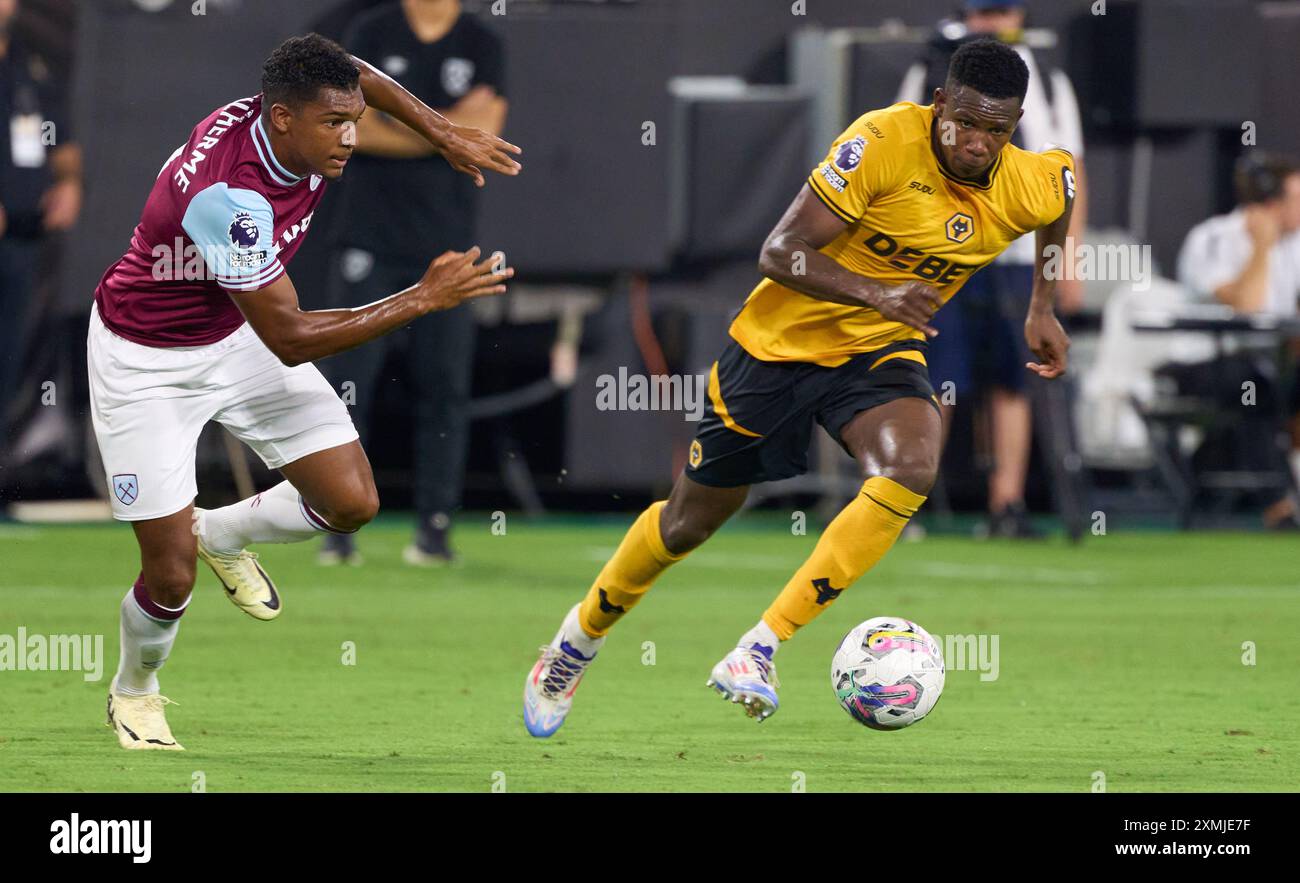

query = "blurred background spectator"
[1179,154,1300,318]
[0,0,78,497]
[1174,153,1300,528]
[317,0,507,566]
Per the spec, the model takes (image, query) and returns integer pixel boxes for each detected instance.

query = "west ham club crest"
[113,474,139,506]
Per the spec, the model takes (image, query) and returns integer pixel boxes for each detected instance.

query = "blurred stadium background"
[3,0,1300,534]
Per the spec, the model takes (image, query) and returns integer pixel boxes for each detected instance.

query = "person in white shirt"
[1178,155,1300,316]
[896,0,1088,538]
[1176,153,1300,528]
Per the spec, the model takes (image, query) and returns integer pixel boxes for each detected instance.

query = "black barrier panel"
[674,92,811,262]
[1070,0,1263,131]
[473,9,675,274]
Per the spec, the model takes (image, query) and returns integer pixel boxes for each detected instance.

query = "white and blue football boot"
[707,643,781,722]
[523,604,602,738]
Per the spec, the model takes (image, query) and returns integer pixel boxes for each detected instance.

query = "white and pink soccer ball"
[831,616,945,730]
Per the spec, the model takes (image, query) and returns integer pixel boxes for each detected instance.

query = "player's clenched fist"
[416,246,512,312]
[866,280,944,338]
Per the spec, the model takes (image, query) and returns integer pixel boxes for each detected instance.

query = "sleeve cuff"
[807,173,859,224]
[217,260,285,292]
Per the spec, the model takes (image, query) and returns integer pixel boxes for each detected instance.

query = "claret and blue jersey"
[93,94,326,348]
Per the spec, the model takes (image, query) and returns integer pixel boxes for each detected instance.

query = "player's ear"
[268,102,293,135]
[933,87,946,112]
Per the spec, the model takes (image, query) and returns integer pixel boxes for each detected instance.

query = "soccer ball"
[830,616,945,730]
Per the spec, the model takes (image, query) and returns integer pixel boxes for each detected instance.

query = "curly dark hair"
[261,33,359,111]
[945,37,1029,103]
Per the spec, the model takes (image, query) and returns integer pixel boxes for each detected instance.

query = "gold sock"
[763,476,926,640]
[577,501,688,637]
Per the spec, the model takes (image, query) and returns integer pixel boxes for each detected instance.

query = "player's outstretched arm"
[759,185,943,337]
[1025,191,1076,380]
[352,55,521,187]
[227,248,510,367]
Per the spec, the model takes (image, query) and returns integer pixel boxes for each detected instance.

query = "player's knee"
[329,502,378,534]
[143,560,196,609]
[329,486,380,532]
[874,455,938,497]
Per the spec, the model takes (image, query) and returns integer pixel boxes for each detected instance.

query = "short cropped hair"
[261,33,359,112]
[1235,153,1300,205]
[945,37,1030,103]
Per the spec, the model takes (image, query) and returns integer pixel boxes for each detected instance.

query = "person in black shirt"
[320,0,507,565]
[0,0,81,474]
[282,0,395,314]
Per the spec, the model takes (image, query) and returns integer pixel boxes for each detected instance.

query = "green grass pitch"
[1,514,1297,792]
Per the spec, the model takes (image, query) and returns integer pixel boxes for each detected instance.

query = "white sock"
[561,604,604,659]
[114,579,186,696]
[738,620,781,658]
[199,480,350,554]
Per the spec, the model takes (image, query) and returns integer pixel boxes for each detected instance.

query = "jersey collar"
[929,117,1003,191]
[252,116,306,187]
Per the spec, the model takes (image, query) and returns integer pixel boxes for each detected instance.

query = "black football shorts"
[686,338,939,488]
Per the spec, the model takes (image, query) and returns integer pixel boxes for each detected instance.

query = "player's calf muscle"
[659,506,716,554]
[659,480,746,553]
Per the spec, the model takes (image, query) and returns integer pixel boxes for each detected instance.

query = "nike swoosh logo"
[212,565,280,611]
[201,558,239,596]
[253,562,280,610]
[108,697,176,746]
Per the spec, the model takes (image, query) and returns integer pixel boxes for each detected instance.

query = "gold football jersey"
[729,102,1075,367]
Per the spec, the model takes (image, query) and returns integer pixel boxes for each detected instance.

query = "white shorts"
[87,302,359,521]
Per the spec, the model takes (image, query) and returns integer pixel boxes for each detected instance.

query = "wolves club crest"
[945,212,975,244]
[689,439,703,468]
